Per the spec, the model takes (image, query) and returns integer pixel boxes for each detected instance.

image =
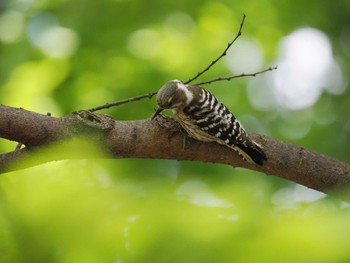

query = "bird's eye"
[167,97,173,106]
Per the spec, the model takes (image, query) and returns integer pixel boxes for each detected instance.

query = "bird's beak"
[151,107,164,120]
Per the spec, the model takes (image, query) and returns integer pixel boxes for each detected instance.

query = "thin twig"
[193,66,278,86]
[88,91,157,112]
[86,14,274,113]
[15,143,22,151]
[87,66,277,112]
[183,13,246,84]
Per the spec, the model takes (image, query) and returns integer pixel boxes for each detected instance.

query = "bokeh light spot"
[272,27,345,110]
[226,39,263,73]
[128,29,162,59]
[0,10,24,43]
[27,12,79,58]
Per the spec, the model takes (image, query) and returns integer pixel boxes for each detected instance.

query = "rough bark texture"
[1,104,350,195]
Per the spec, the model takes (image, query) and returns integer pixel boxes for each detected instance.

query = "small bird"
[152,80,267,165]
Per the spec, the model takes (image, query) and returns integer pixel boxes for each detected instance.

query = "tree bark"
[1,104,350,195]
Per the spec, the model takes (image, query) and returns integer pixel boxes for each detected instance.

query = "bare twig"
[15,143,23,151]
[86,14,272,113]
[86,66,276,112]
[86,65,276,113]
[193,66,278,86]
[183,13,246,84]
[88,91,157,112]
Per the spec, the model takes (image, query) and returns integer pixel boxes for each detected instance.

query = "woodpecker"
[152,80,267,165]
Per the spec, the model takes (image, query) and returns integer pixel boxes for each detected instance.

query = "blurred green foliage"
[0,0,350,262]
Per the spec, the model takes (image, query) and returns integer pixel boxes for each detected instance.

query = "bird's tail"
[235,141,267,166]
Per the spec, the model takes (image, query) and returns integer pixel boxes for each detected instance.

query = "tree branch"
[1,105,350,196]
[87,91,157,112]
[192,66,277,86]
[183,13,246,84]
[85,66,276,113]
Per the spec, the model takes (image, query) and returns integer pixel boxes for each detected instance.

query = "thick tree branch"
[0,105,350,195]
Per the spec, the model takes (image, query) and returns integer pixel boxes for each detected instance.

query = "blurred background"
[0,0,350,262]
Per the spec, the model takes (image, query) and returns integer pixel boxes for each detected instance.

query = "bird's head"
[152,80,193,119]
